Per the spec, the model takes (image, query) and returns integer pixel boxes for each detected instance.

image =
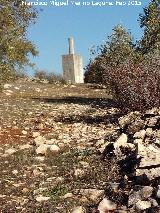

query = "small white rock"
[72,206,85,213]
[36,195,50,202]
[34,136,46,146]
[62,192,74,199]
[33,132,41,138]
[5,89,13,93]
[156,185,160,198]
[35,88,41,92]
[36,144,49,155]
[115,133,128,146]
[134,130,146,139]
[12,170,18,175]
[33,168,41,176]
[58,142,65,148]
[22,130,27,135]
[49,144,60,154]
[79,189,104,202]
[5,148,17,155]
[135,200,151,210]
[35,156,45,162]
[14,87,19,90]
[3,84,12,89]
[19,144,32,150]
[45,139,55,145]
[145,128,153,137]
[79,161,89,168]
[74,169,85,178]
[98,198,117,213]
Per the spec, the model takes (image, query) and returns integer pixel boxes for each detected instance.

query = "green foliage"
[0,0,38,85]
[102,24,136,67]
[84,24,136,84]
[45,184,68,199]
[84,60,104,84]
[138,0,160,53]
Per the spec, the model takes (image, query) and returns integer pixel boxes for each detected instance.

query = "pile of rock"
[97,107,160,212]
[33,133,61,157]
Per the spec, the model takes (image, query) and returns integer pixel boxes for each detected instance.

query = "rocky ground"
[0,80,159,212]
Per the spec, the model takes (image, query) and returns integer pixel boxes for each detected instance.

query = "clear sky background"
[26,0,151,76]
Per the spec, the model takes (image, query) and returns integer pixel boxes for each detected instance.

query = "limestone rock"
[33,132,41,138]
[22,188,29,194]
[36,144,49,155]
[114,133,135,157]
[5,148,17,155]
[128,191,141,207]
[79,189,104,202]
[5,90,13,95]
[128,118,145,134]
[98,198,117,212]
[135,200,151,211]
[148,198,158,207]
[34,136,46,146]
[72,206,85,213]
[22,130,27,135]
[141,186,153,199]
[156,185,160,198]
[118,115,132,128]
[49,144,60,154]
[129,186,153,207]
[135,137,160,180]
[12,169,18,175]
[33,168,42,176]
[145,108,159,116]
[62,192,74,199]
[118,111,141,129]
[19,144,32,150]
[36,195,50,202]
[115,133,128,146]
[156,130,160,139]
[45,139,55,145]
[145,128,154,137]
[134,130,146,139]
[4,84,12,89]
[35,156,45,162]
[147,117,159,127]
[74,169,85,178]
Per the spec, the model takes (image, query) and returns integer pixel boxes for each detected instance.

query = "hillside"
[0,81,159,212]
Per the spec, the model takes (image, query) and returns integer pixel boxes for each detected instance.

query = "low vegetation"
[34,70,66,84]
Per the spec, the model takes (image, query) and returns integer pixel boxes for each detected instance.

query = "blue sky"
[26,0,151,76]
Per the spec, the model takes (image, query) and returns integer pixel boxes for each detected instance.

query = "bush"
[46,73,66,84]
[101,51,160,111]
[84,60,104,84]
[34,70,66,84]
[34,70,48,80]
[15,71,28,80]
[84,25,136,84]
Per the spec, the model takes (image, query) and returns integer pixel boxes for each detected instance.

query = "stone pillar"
[68,37,75,54]
[62,37,84,84]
